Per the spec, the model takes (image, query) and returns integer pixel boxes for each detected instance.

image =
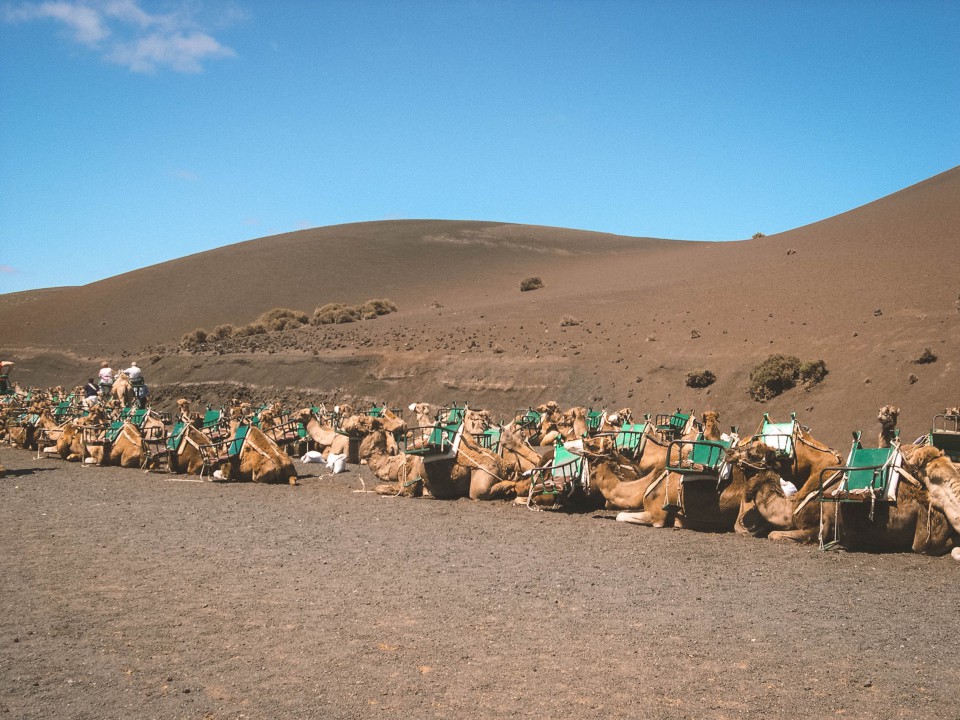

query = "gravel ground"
[1,447,958,720]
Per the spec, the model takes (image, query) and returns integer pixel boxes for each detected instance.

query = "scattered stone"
[874,309,883,316]
[908,374,919,385]
[690,329,701,339]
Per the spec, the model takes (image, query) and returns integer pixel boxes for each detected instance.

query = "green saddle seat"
[227,424,250,457]
[821,432,902,502]
[614,422,648,456]
[759,413,797,458]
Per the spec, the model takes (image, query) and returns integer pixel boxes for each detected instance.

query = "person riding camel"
[98,361,114,396]
[124,361,148,408]
[0,360,13,394]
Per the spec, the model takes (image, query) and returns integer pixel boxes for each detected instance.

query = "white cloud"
[110,31,234,73]
[0,264,19,274]
[5,1,109,44]
[3,0,238,73]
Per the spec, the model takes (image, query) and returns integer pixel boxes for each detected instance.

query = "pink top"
[99,367,113,384]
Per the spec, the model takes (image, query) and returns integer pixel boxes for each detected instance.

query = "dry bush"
[913,348,938,364]
[257,307,309,332]
[234,322,267,337]
[210,324,234,340]
[686,369,716,388]
[559,315,582,327]
[312,299,396,325]
[312,303,359,325]
[748,354,828,401]
[181,328,208,348]
[359,298,397,320]
[798,359,828,385]
[520,276,544,292]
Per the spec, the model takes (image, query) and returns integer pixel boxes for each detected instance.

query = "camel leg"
[767,529,818,543]
[615,511,655,526]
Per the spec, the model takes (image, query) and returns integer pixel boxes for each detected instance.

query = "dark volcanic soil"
[1,448,957,720]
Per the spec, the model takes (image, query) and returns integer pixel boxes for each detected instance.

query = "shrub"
[798,359,828,385]
[520,276,544,292]
[913,348,937,364]
[312,303,359,325]
[181,328,208,348]
[210,324,234,340]
[559,315,582,327]
[312,299,397,325]
[748,354,801,401]
[234,322,267,337]
[686,370,716,388]
[748,354,827,401]
[359,298,397,320]
[257,307,309,332]
[752,232,766,239]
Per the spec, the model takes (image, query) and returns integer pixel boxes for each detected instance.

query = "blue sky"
[1,0,958,293]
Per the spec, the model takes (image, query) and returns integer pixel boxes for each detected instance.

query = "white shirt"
[125,365,142,381]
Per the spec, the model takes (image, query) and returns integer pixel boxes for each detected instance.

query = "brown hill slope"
[2,167,958,445]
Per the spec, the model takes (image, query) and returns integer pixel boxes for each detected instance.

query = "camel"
[623,420,840,536]
[7,404,46,450]
[614,439,755,531]
[365,415,515,501]
[84,421,148,468]
[295,408,351,457]
[54,413,102,462]
[700,411,723,441]
[422,429,516,500]
[497,425,548,475]
[168,421,217,475]
[213,424,298,484]
[592,408,632,435]
[356,421,427,496]
[111,372,135,407]
[408,402,435,432]
[877,405,900,448]
[901,444,960,561]
[741,446,956,556]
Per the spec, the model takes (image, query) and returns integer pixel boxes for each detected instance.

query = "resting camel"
[901,444,960,561]
[214,425,298,484]
[422,429,516,500]
[366,415,516,500]
[353,419,427,497]
[47,409,102,462]
[740,443,956,556]
[84,421,148,468]
[877,405,900,448]
[614,458,755,532]
[168,421,217,475]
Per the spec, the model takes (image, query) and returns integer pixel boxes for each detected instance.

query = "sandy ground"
[2,447,958,720]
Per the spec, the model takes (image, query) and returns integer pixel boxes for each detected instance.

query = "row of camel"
[3,391,960,561]
[1,397,297,484]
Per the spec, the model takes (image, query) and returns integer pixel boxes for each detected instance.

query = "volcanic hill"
[2,167,958,445]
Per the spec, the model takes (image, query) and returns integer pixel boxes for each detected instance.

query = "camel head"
[176,398,191,416]
[743,466,786,503]
[877,405,900,430]
[900,444,944,473]
[580,434,615,458]
[340,414,382,436]
[702,410,720,427]
[727,440,780,474]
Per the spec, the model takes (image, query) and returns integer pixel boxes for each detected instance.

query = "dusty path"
[1,448,957,720]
